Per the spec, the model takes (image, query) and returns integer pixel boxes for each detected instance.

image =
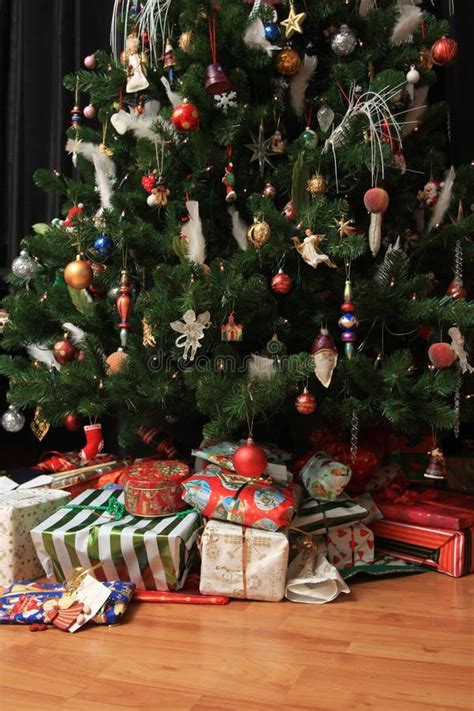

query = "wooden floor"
[0,571,472,711]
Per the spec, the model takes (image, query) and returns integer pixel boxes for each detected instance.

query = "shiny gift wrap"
[122,460,190,516]
[30,489,200,590]
[200,520,289,602]
[182,465,302,531]
[0,488,71,586]
[300,452,352,500]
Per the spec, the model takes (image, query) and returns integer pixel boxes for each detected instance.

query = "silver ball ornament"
[11,250,38,279]
[2,406,25,433]
[406,66,420,84]
[331,25,357,57]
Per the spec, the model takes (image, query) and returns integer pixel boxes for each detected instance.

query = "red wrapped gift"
[122,460,190,517]
[36,451,115,473]
[372,519,474,578]
[374,489,474,531]
[181,465,302,531]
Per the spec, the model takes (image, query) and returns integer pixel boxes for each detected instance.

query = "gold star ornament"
[280,2,306,39]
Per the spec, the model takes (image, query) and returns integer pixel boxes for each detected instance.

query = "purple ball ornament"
[84,54,96,69]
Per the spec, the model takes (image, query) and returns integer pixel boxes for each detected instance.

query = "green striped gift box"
[292,497,369,534]
[30,489,200,591]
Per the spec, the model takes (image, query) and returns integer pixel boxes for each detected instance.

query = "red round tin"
[123,460,190,517]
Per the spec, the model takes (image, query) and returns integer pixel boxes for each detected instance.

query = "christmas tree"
[1,0,473,464]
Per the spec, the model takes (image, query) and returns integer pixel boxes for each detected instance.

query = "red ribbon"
[378,481,439,506]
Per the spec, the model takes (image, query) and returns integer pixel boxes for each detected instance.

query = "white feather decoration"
[110,100,175,143]
[228,206,248,251]
[390,6,422,46]
[183,200,206,265]
[160,76,183,108]
[26,344,61,371]
[359,0,375,17]
[428,166,455,232]
[66,139,116,210]
[62,322,86,346]
[401,85,428,137]
[248,354,275,380]
[243,18,279,57]
[290,55,318,118]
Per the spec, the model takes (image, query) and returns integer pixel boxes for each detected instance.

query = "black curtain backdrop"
[0,0,114,277]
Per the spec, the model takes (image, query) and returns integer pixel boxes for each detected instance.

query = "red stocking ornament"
[80,423,104,462]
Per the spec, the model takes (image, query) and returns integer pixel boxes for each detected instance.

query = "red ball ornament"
[363,187,389,214]
[271,268,293,294]
[53,336,76,365]
[295,388,316,415]
[171,99,200,133]
[428,342,456,369]
[232,437,268,478]
[64,413,83,432]
[431,36,458,66]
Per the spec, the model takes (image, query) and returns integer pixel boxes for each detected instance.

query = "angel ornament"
[292,230,337,269]
[122,33,149,93]
[170,309,211,361]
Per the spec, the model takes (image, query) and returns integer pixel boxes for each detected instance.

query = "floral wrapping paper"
[326,522,375,570]
[0,579,135,625]
[182,465,302,531]
[0,488,71,586]
[300,452,352,501]
[291,497,369,534]
[200,519,289,602]
[30,489,200,591]
[192,441,291,473]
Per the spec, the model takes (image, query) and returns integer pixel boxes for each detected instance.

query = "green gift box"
[30,488,200,591]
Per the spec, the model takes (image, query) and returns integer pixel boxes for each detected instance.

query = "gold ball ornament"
[247,220,271,251]
[64,254,93,290]
[307,174,328,196]
[275,47,301,76]
[178,31,193,53]
[106,348,129,375]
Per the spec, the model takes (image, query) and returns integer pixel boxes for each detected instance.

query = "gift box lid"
[123,460,190,490]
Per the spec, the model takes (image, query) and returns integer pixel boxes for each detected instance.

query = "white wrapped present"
[200,520,289,602]
[0,488,70,585]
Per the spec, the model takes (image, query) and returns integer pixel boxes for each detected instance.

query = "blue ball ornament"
[264,23,281,43]
[93,234,113,257]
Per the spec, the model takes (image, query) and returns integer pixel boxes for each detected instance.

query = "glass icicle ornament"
[1,406,25,433]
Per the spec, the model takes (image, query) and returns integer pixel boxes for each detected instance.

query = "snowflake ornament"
[214,91,238,113]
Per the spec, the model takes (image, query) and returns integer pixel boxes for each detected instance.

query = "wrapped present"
[291,497,369,534]
[389,432,431,482]
[192,441,291,473]
[182,465,302,531]
[300,452,351,501]
[286,551,350,604]
[36,451,116,474]
[121,460,190,516]
[0,579,134,625]
[326,522,375,570]
[364,464,406,493]
[30,489,200,590]
[372,519,474,578]
[374,488,474,531]
[0,488,71,586]
[200,519,289,602]
[350,493,384,524]
[339,553,426,580]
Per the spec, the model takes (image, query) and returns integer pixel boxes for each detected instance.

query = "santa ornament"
[311,328,338,388]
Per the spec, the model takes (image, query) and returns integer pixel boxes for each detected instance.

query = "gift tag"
[266,463,293,484]
[68,574,111,633]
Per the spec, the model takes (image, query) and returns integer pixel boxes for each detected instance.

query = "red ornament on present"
[53,335,76,365]
[428,342,456,369]
[64,413,83,432]
[141,174,156,193]
[171,99,200,133]
[431,36,458,66]
[271,268,293,294]
[232,437,268,478]
[295,387,316,415]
